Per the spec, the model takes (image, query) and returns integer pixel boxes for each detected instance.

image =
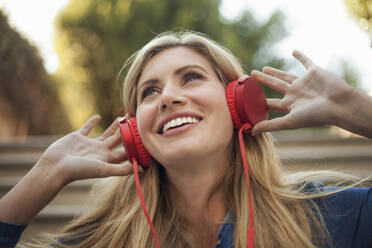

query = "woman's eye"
[184,72,202,83]
[141,87,158,100]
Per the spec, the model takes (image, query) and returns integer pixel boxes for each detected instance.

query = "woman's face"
[136,46,234,168]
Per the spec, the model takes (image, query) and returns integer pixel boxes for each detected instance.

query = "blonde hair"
[20,31,365,248]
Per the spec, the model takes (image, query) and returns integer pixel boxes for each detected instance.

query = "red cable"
[133,158,160,248]
[238,124,255,248]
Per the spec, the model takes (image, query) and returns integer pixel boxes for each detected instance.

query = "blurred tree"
[0,9,71,137]
[337,60,361,89]
[55,0,288,129]
[344,0,372,45]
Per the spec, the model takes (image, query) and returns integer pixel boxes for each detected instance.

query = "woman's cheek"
[136,104,157,142]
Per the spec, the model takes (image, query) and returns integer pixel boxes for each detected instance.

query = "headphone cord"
[133,158,160,248]
[239,123,255,248]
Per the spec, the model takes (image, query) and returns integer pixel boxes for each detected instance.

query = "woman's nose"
[159,86,187,111]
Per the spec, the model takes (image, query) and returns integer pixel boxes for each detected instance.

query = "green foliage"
[336,59,361,90]
[345,0,372,44]
[55,0,288,128]
[0,9,71,136]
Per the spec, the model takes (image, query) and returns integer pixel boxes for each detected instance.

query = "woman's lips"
[157,112,203,133]
[160,122,199,137]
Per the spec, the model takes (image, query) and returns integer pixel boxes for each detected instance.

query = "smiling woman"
[0,31,372,248]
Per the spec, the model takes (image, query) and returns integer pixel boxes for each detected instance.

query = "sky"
[1,0,372,93]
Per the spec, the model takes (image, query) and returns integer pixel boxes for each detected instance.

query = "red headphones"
[119,76,268,167]
[118,76,268,248]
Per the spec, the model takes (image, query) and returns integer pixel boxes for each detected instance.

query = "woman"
[0,31,371,248]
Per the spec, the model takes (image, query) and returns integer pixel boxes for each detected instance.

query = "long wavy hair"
[20,31,364,248]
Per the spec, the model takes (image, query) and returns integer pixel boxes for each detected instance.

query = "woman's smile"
[161,116,200,134]
[161,120,198,137]
[157,111,202,135]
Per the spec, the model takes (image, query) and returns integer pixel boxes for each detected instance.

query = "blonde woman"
[0,31,371,248]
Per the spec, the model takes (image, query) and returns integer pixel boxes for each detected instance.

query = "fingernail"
[253,70,263,76]
[118,116,126,122]
[238,75,249,83]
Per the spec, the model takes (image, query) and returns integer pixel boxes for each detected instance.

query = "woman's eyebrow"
[138,78,158,92]
[175,65,208,75]
[137,65,208,91]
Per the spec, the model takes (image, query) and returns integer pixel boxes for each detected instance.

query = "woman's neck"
[171,175,227,223]
[167,152,229,215]
[165,154,230,247]
[162,141,233,246]
[170,173,227,248]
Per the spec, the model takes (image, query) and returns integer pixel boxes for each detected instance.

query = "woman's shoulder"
[309,182,372,202]
[310,182,372,248]
[305,181,372,212]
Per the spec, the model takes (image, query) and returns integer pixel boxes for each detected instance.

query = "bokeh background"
[1,0,372,136]
[1,0,372,242]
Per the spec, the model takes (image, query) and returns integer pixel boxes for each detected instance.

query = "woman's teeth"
[163,117,200,133]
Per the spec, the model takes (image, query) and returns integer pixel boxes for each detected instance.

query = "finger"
[99,162,134,177]
[105,128,122,148]
[267,99,289,113]
[107,149,127,163]
[78,115,101,136]
[251,70,288,94]
[99,117,121,141]
[292,50,315,70]
[262,66,297,83]
[251,117,290,135]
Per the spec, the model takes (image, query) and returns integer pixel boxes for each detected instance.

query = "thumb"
[252,117,289,135]
[99,162,135,177]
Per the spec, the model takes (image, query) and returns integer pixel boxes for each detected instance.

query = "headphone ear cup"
[129,118,152,167]
[226,77,268,130]
[226,81,244,129]
[119,117,152,167]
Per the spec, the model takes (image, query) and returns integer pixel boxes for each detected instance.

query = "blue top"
[0,220,26,247]
[1,186,371,248]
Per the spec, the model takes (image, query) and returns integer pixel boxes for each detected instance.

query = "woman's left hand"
[250,50,354,135]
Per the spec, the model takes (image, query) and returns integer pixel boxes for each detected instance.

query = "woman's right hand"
[38,115,132,186]
[0,115,132,225]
